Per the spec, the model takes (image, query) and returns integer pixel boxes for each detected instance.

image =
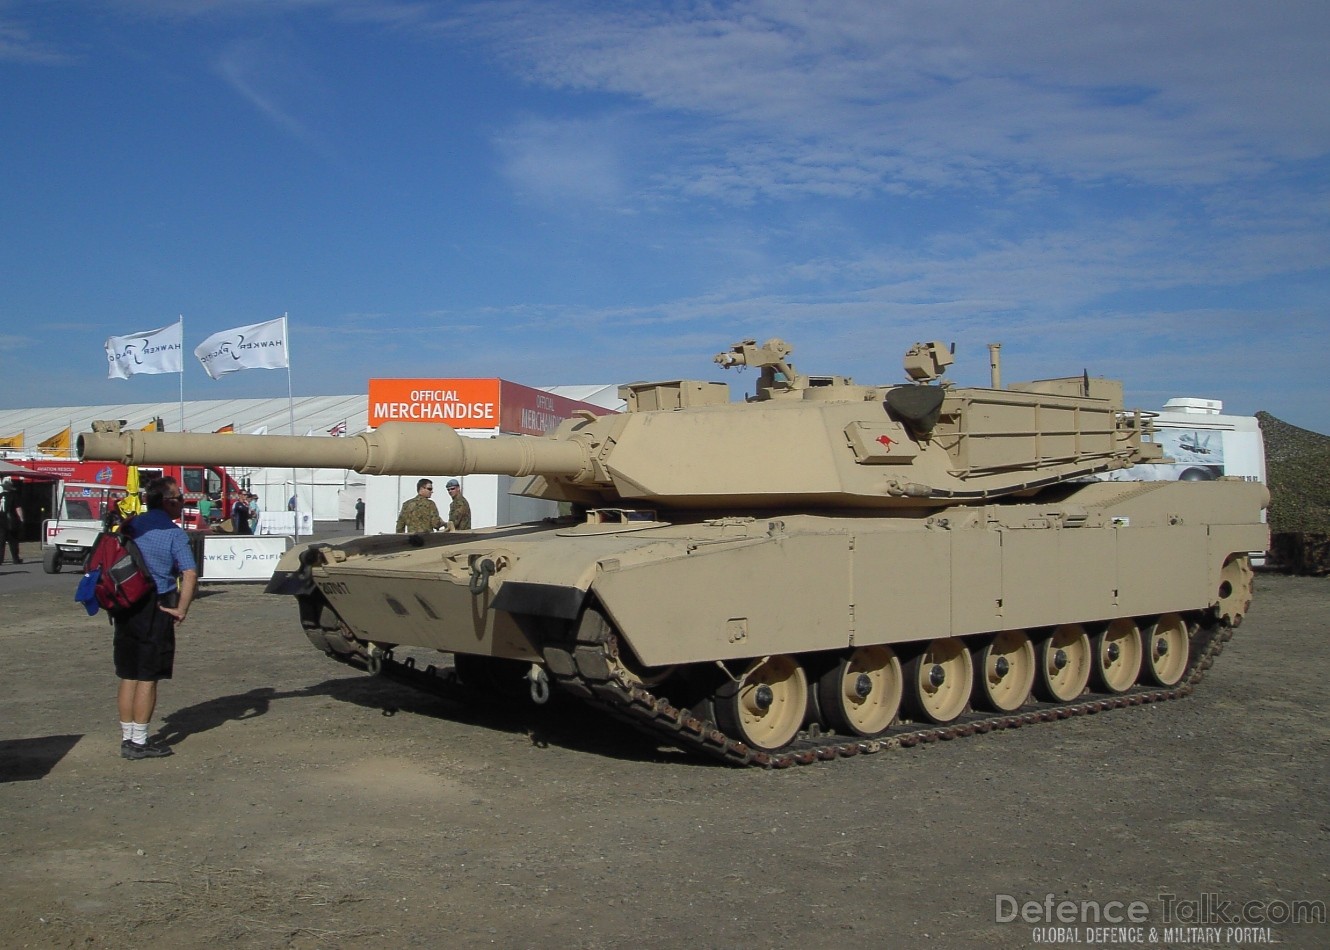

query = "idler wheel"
[971,630,1035,712]
[1140,613,1189,687]
[1214,555,1254,627]
[903,638,972,724]
[1092,618,1142,694]
[815,645,902,737]
[1034,624,1091,702]
[713,655,809,751]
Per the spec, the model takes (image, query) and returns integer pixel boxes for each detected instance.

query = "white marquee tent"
[0,386,623,525]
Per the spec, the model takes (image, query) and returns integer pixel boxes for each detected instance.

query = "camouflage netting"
[1258,411,1330,575]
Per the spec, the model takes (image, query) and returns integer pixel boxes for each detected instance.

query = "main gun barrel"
[78,421,592,479]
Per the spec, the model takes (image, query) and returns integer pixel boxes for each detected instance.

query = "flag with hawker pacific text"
[106,321,183,379]
[194,317,289,380]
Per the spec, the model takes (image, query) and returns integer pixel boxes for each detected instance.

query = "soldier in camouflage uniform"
[395,478,444,534]
[445,478,471,531]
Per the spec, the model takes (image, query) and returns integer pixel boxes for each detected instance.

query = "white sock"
[131,723,149,745]
[120,721,133,742]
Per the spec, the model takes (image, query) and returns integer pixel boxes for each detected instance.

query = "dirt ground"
[1,559,1327,949]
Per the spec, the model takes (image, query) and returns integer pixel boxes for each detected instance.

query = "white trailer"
[1102,398,1267,562]
[1105,398,1266,485]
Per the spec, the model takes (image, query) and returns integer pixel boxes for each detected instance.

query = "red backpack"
[79,530,156,617]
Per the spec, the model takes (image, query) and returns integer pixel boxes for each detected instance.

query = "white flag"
[194,317,289,380]
[105,321,183,379]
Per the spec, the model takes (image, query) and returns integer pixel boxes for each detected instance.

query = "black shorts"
[113,590,178,682]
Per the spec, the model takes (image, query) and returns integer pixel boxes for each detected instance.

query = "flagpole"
[178,314,185,432]
[284,313,298,537]
[284,314,295,437]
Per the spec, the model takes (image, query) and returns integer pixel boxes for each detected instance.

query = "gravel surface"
[1,560,1327,949]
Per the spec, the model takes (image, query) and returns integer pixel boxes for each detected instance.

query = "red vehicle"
[5,457,246,524]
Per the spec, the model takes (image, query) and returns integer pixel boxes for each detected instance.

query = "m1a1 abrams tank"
[79,338,1268,767]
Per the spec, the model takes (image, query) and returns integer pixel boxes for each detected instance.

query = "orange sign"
[368,379,502,428]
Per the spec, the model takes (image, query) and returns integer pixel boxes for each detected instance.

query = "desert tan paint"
[80,338,1267,674]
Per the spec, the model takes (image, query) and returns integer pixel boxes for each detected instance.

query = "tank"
[78,338,1269,766]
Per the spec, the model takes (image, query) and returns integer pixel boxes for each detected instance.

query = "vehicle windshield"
[58,484,125,521]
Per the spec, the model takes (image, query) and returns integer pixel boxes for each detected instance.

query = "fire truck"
[4,457,246,526]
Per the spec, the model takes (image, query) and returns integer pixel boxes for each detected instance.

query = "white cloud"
[475,0,1330,196]
[493,114,630,207]
[213,33,341,159]
[0,16,75,63]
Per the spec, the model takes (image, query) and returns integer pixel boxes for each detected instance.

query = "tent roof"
[0,458,58,480]
[0,386,625,451]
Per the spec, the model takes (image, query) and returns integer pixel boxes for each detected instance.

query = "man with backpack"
[115,476,197,760]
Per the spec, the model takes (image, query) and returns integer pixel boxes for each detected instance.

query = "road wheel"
[1092,619,1142,694]
[1140,613,1189,686]
[971,630,1034,712]
[902,638,973,724]
[43,549,62,574]
[713,655,809,751]
[1035,624,1091,702]
[815,645,902,737]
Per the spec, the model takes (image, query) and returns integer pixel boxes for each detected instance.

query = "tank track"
[359,619,1233,769]
[539,620,1235,768]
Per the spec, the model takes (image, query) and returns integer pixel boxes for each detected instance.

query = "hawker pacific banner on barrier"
[199,535,292,582]
[105,320,183,379]
[194,317,289,380]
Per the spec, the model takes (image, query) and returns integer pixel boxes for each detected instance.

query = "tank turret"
[80,339,1162,510]
[77,338,1266,766]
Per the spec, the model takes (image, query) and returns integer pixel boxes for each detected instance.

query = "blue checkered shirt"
[125,509,197,594]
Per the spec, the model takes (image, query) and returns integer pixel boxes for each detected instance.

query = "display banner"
[498,380,612,435]
[199,535,291,582]
[368,379,501,428]
[368,378,614,432]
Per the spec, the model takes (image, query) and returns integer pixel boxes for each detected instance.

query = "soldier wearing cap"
[445,478,471,531]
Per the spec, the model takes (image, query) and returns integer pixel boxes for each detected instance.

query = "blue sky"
[2,0,1327,432]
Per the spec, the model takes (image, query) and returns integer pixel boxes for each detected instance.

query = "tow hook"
[528,665,551,704]
[468,557,496,595]
[367,644,394,675]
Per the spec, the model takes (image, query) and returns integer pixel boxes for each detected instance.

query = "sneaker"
[122,739,174,760]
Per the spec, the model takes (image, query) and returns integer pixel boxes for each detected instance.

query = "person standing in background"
[445,479,471,531]
[396,479,443,534]
[231,493,252,535]
[0,475,24,564]
[354,497,365,532]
